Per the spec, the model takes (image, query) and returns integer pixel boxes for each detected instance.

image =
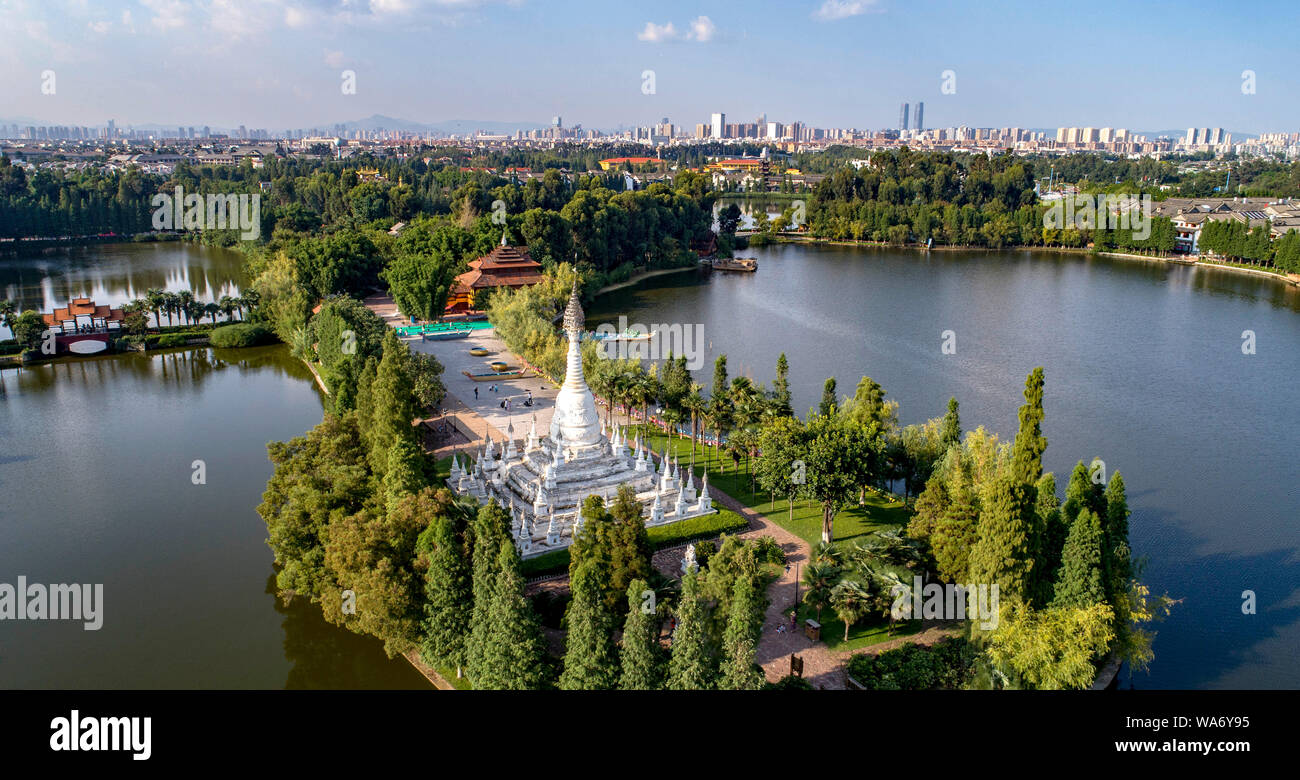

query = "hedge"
[520,508,750,578]
[209,323,276,348]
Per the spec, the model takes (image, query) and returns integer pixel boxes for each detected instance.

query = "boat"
[462,369,531,381]
[710,257,757,272]
[584,329,653,342]
[469,347,490,356]
[422,329,471,341]
[489,360,510,372]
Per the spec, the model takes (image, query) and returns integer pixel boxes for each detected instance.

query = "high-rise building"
[915,102,924,132]
[553,116,562,128]
[711,112,726,139]
[899,102,909,131]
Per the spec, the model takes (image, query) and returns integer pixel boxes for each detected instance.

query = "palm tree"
[204,302,220,324]
[811,540,843,566]
[830,580,873,641]
[145,288,167,330]
[217,295,238,322]
[0,299,16,334]
[160,292,179,327]
[628,370,655,436]
[176,291,195,326]
[801,561,840,624]
[682,383,705,463]
[662,406,684,439]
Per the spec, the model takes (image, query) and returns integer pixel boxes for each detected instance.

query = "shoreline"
[594,265,697,296]
[772,234,1300,287]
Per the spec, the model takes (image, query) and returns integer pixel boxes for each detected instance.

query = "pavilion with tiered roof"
[444,233,544,315]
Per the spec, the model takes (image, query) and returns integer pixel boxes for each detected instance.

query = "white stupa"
[448,283,716,557]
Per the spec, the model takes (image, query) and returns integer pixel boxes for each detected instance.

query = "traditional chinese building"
[39,298,126,354]
[444,233,545,315]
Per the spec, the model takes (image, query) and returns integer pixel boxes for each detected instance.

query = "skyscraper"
[711,112,726,139]
[915,102,924,132]
[899,103,909,131]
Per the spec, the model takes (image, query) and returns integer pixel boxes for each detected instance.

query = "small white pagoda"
[447,284,714,557]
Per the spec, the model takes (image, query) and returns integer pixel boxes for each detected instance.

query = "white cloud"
[141,0,189,31]
[370,0,415,14]
[638,17,715,43]
[87,20,112,34]
[812,0,877,21]
[284,6,308,28]
[637,21,676,43]
[324,49,345,68]
[687,15,715,42]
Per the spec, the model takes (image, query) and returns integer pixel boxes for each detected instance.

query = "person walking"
[474,386,479,400]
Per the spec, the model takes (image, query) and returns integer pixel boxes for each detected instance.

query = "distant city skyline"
[3,0,1299,133]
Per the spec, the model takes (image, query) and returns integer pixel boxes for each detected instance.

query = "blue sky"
[2,0,1298,134]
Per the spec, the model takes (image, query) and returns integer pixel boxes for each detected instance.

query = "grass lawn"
[635,429,911,550]
[433,664,474,690]
[789,601,922,652]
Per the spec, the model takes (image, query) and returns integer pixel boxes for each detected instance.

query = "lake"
[1,242,428,688]
[0,241,247,338]
[589,242,1300,690]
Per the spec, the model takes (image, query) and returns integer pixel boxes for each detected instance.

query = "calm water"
[590,244,1300,690]
[0,326,429,686]
[0,242,246,338]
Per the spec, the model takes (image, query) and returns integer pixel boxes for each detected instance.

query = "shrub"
[844,638,975,690]
[154,334,189,348]
[765,674,814,690]
[754,535,786,565]
[210,323,275,348]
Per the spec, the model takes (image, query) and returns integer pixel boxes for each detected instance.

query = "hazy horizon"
[2,0,1298,134]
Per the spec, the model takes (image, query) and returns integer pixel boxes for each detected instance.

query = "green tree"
[830,579,874,641]
[770,352,793,418]
[466,500,510,681]
[667,568,716,690]
[417,507,472,678]
[987,602,1116,690]
[1052,508,1107,608]
[367,330,418,478]
[478,542,550,689]
[818,376,838,417]
[559,557,620,689]
[968,475,1036,606]
[941,397,961,449]
[618,579,664,690]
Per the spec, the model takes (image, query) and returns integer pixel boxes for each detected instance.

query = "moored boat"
[710,256,758,272]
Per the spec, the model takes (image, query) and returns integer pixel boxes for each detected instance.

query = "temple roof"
[451,242,544,293]
[42,297,125,326]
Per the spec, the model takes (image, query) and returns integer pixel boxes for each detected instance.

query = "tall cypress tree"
[771,353,793,418]
[940,397,961,449]
[1035,472,1068,602]
[619,579,665,690]
[383,438,427,511]
[968,475,1035,606]
[559,558,619,689]
[818,377,838,417]
[608,485,652,609]
[667,568,716,690]
[418,510,472,678]
[1104,471,1131,597]
[1052,508,1107,608]
[1010,367,1047,487]
[721,575,765,690]
[466,500,509,682]
[933,470,979,583]
[479,542,550,689]
[1062,461,1093,525]
[368,331,417,478]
